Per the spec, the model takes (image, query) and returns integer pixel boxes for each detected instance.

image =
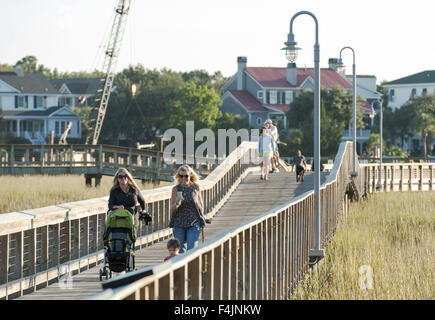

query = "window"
[61,121,66,134]
[389,89,395,102]
[15,96,25,108]
[77,120,80,134]
[269,91,277,104]
[285,91,293,104]
[55,121,59,135]
[24,96,29,108]
[422,88,427,96]
[257,118,262,126]
[0,96,2,109]
[44,96,47,108]
[257,91,264,101]
[411,88,416,97]
[34,96,44,108]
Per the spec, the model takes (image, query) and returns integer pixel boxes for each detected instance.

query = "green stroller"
[99,209,136,281]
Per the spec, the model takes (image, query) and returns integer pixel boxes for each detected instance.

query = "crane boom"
[86,0,132,145]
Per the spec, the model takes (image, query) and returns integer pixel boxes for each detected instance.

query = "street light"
[282,11,324,263]
[338,47,358,177]
[372,100,383,190]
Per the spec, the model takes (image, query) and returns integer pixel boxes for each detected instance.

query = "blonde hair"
[174,165,200,190]
[111,168,141,193]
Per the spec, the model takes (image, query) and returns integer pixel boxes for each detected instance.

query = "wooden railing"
[89,142,434,300]
[0,144,217,182]
[0,141,258,299]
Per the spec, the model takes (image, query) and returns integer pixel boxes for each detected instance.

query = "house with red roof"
[220,56,357,129]
[220,57,382,128]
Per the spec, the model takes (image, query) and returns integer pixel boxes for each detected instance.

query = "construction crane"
[86,0,132,145]
[58,121,72,145]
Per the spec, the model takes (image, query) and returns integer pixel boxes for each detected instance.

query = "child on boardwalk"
[164,238,181,262]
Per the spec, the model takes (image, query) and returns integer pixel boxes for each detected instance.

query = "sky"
[1,0,434,83]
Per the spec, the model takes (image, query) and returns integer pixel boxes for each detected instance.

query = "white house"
[382,70,435,153]
[0,66,82,144]
[382,70,435,110]
[50,78,102,108]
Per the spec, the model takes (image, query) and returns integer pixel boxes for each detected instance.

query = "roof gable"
[0,72,59,94]
[228,90,268,112]
[244,67,353,89]
[50,78,101,95]
[383,70,435,86]
[0,79,20,93]
[49,106,80,117]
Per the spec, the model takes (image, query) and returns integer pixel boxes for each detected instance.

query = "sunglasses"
[118,174,128,179]
[179,175,189,178]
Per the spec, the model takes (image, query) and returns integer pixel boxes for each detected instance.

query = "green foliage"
[0,133,32,144]
[100,65,184,145]
[279,129,304,157]
[381,94,435,156]
[168,81,222,130]
[181,70,228,95]
[286,86,364,156]
[215,113,250,131]
[365,133,386,157]
[70,106,91,143]
[384,145,409,158]
[0,63,13,72]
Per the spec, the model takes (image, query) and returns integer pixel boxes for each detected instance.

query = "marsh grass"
[292,191,435,300]
[0,175,171,214]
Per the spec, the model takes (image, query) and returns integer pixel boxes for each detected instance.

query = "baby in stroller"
[100,208,136,280]
[100,168,152,280]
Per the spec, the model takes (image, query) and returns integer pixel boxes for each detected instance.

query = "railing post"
[0,235,9,285]
[10,145,15,174]
[418,165,423,191]
[431,165,434,191]
[230,235,238,300]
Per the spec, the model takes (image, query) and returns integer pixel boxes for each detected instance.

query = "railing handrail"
[0,141,256,235]
[90,142,435,300]
[90,142,353,299]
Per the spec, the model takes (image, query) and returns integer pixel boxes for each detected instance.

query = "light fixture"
[131,84,137,97]
[281,33,301,63]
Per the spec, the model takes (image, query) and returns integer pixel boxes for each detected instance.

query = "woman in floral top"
[170,165,206,253]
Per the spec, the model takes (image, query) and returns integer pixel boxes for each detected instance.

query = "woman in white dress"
[258,127,276,180]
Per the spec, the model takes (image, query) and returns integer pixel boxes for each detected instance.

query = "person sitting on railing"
[108,168,152,231]
[170,165,206,254]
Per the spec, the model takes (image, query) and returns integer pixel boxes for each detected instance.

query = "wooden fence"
[0,144,217,183]
[89,141,434,300]
[0,142,257,299]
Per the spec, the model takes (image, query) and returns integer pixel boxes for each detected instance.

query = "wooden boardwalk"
[17,169,328,300]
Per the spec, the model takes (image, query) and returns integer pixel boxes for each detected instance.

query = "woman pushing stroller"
[100,168,152,280]
[108,168,152,226]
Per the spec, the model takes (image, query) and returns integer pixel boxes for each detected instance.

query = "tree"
[100,65,184,145]
[0,63,13,72]
[365,133,386,157]
[286,86,364,156]
[407,94,435,157]
[15,55,38,72]
[167,81,222,131]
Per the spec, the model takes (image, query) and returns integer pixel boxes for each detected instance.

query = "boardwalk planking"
[17,169,328,300]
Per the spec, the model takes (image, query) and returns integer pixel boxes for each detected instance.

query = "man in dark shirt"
[293,150,307,182]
